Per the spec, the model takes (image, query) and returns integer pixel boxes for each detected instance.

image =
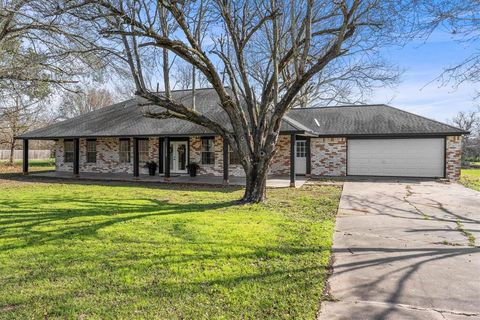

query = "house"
[18,88,467,184]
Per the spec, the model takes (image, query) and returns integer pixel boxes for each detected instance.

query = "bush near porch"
[0,179,340,319]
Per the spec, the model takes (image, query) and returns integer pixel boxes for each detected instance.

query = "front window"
[229,146,242,165]
[64,140,74,163]
[119,139,131,163]
[86,140,96,163]
[139,139,149,162]
[201,138,215,164]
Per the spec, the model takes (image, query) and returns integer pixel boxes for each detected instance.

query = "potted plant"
[186,162,200,177]
[144,161,157,176]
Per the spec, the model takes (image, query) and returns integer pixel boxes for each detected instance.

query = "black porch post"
[223,138,229,185]
[133,137,139,178]
[306,137,311,176]
[22,139,29,175]
[290,134,296,187]
[73,138,80,176]
[164,137,170,180]
[158,137,164,174]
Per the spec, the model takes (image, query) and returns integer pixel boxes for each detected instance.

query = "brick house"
[18,88,467,183]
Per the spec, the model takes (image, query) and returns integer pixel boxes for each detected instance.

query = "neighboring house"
[18,88,467,182]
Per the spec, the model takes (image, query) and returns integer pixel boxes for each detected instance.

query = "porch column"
[306,137,311,176]
[223,139,229,185]
[22,139,29,175]
[158,137,164,174]
[290,134,296,187]
[164,137,171,180]
[73,138,80,177]
[133,137,139,178]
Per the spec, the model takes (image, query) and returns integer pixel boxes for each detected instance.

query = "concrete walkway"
[319,180,480,320]
[29,171,307,188]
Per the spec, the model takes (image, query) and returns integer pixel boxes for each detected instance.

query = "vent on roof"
[314,118,320,127]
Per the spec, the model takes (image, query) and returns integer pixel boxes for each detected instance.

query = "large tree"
[0,0,106,91]
[56,0,405,202]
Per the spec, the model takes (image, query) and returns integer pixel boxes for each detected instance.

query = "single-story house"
[18,88,467,184]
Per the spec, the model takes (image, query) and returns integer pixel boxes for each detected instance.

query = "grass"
[460,168,480,192]
[455,220,476,247]
[0,159,55,174]
[0,177,341,319]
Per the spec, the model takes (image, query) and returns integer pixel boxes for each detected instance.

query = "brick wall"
[446,135,462,180]
[268,135,291,175]
[188,134,292,177]
[310,137,346,176]
[54,135,461,180]
[189,136,245,176]
[54,135,349,177]
[56,137,159,175]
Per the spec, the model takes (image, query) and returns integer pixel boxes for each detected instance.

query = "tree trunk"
[8,139,15,165]
[241,162,269,203]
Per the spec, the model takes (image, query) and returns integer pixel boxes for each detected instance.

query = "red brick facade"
[54,134,463,180]
[311,137,347,176]
[446,135,462,180]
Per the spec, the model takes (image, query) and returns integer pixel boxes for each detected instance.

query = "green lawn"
[460,169,480,192]
[0,179,340,319]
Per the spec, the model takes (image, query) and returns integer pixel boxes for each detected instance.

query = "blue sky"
[371,30,478,123]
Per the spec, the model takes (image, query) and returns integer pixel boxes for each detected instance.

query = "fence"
[0,150,52,160]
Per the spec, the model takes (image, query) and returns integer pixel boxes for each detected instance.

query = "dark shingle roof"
[18,88,467,139]
[287,104,467,136]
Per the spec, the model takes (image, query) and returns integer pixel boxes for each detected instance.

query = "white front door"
[170,141,188,173]
[295,140,307,175]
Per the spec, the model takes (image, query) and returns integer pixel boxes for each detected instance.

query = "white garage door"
[347,138,445,177]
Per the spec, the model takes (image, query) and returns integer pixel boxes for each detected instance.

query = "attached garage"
[347,138,445,178]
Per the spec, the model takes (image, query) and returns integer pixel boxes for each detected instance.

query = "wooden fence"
[0,150,52,160]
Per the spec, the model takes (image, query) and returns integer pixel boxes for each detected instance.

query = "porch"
[20,133,311,187]
[29,171,308,188]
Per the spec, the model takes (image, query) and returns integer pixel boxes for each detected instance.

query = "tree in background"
[173,61,209,90]
[55,0,409,202]
[0,92,49,165]
[451,109,480,161]
[56,86,114,120]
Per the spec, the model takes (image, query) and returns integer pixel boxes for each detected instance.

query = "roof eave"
[314,132,467,138]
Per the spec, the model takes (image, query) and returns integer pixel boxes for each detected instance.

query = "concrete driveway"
[319,180,480,320]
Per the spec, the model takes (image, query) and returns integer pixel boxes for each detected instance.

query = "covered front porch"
[20,133,312,187]
[28,171,308,188]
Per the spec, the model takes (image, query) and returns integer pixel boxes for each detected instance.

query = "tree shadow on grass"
[0,195,237,251]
